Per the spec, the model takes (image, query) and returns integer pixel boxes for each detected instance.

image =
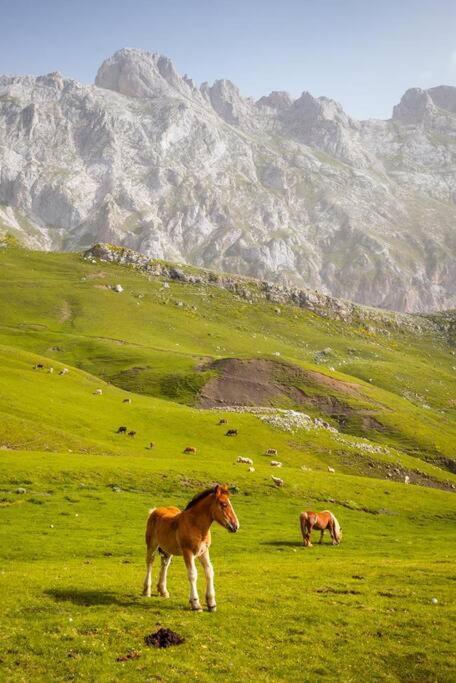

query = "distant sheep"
[128,431,136,438]
[237,456,253,465]
[116,426,127,434]
[59,368,68,375]
[404,475,410,484]
[270,460,282,468]
[248,466,255,472]
[48,367,54,374]
[184,446,197,454]
[93,389,103,395]
[265,448,277,456]
[271,476,284,487]
[226,429,238,437]
[327,466,335,473]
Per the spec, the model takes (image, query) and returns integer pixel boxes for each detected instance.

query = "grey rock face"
[0,48,455,312]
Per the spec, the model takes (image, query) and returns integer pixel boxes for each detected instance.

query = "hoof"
[207,604,217,612]
[159,591,170,598]
[142,590,151,597]
[189,601,203,612]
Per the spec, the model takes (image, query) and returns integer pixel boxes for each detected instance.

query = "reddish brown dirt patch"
[305,370,364,398]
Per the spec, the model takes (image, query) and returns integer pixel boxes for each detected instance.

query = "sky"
[1,0,456,120]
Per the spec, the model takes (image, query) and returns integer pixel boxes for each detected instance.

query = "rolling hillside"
[0,241,455,681]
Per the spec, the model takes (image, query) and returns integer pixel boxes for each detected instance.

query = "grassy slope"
[0,246,455,682]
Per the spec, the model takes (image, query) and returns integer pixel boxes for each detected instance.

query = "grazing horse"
[143,485,239,611]
[300,510,342,547]
[225,429,238,436]
[116,426,127,434]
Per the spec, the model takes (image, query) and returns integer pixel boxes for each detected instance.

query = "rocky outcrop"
[84,243,450,337]
[0,48,455,312]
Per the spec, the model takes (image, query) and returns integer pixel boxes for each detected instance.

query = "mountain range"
[0,47,455,312]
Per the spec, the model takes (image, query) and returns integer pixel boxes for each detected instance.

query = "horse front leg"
[142,545,157,597]
[199,550,216,612]
[319,529,324,544]
[157,552,172,598]
[183,550,202,611]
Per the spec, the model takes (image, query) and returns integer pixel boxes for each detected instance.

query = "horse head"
[211,484,240,533]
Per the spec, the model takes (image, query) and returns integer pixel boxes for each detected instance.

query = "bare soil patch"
[144,628,184,648]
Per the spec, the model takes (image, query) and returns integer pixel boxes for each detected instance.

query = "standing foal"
[143,485,239,611]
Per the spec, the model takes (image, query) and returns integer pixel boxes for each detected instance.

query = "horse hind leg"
[142,544,157,597]
[319,529,324,544]
[157,550,172,598]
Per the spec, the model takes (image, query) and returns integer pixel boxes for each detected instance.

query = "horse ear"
[214,484,221,496]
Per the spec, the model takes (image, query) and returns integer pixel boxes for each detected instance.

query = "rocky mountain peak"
[95,47,198,101]
[392,87,436,124]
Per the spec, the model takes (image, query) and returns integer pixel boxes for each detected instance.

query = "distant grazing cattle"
[237,456,253,465]
[128,430,136,438]
[33,364,44,370]
[116,426,127,434]
[59,368,68,375]
[270,461,282,468]
[271,476,284,487]
[226,429,238,437]
[265,448,277,456]
[123,398,131,404]
[184,446,197,454]
[218,418,228,425]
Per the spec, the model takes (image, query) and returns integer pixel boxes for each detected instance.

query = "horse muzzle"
[226,521,239,533]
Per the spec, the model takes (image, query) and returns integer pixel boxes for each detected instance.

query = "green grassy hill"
[0,244,455,682]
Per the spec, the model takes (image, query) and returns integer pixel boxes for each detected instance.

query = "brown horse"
[142,485,240,611]
[300,510,342,547]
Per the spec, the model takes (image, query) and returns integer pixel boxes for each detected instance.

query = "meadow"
[0,244,455,682]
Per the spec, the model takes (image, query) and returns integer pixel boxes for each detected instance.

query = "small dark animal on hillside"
[265,448,277,456]
[218,418,228,425]
[116,426,127,434]
[33,364,44,369]
[128,430,137,438]
[147,442,155,449]
[123,398,132,404]
[225,429,238,436]
[300,510,342,547]
[184,446,197,454]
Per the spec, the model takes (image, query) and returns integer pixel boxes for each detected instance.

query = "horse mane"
[185,486,217,510]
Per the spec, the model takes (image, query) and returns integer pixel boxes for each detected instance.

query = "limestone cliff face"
[0,48,455,312]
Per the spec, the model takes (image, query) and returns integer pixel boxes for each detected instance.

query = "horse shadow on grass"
[45,588,182,611]
[261,540,303,548]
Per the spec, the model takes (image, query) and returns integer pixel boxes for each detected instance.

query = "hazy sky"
[1,0,455,119]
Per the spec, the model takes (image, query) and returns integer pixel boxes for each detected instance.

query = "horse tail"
[329,512,342,543]
[145,508,157,546]
[299,512,309,538]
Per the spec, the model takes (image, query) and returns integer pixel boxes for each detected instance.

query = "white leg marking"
[185,554,202,610]
[199,550,216,611]
[157,554,172,597]
[143,548,156,597]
